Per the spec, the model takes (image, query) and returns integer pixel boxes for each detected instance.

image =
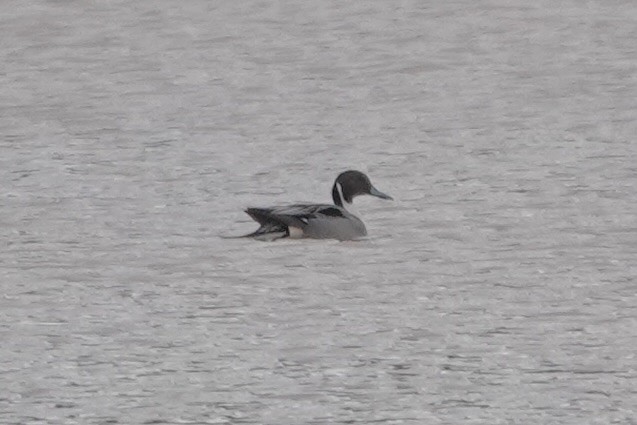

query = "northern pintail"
[240,170,392,241]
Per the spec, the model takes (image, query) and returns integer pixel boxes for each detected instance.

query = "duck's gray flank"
[239,170,392,241]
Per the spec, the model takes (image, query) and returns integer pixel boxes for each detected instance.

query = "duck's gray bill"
[370,186,393,200]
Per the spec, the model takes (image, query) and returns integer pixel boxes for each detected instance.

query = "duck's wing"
[249,204,344,224]
[244,204,346,239]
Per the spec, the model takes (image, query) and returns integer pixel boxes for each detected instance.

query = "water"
[1,0,636,424]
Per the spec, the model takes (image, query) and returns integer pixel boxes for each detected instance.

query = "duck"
[240,170,392,241]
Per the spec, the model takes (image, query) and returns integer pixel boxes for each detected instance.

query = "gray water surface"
[1,1,636,424]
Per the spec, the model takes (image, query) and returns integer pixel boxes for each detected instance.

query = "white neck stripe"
[336,182,345,207]
[336,182,358,216]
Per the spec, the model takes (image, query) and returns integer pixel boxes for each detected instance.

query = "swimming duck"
[241,170,392,241]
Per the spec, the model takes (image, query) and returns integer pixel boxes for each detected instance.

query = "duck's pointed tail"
[219,233,251,240]
[221,209,290,241]
[243,221,289,241]
[220,227,288,241]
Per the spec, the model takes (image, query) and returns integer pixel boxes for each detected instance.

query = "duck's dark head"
[331,170,393,207]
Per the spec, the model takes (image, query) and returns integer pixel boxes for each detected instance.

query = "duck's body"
[245,203,367,241]
[241,170,392,241]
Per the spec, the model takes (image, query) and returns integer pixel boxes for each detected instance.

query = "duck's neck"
[332,182,345,207]
[332,182,359,217]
